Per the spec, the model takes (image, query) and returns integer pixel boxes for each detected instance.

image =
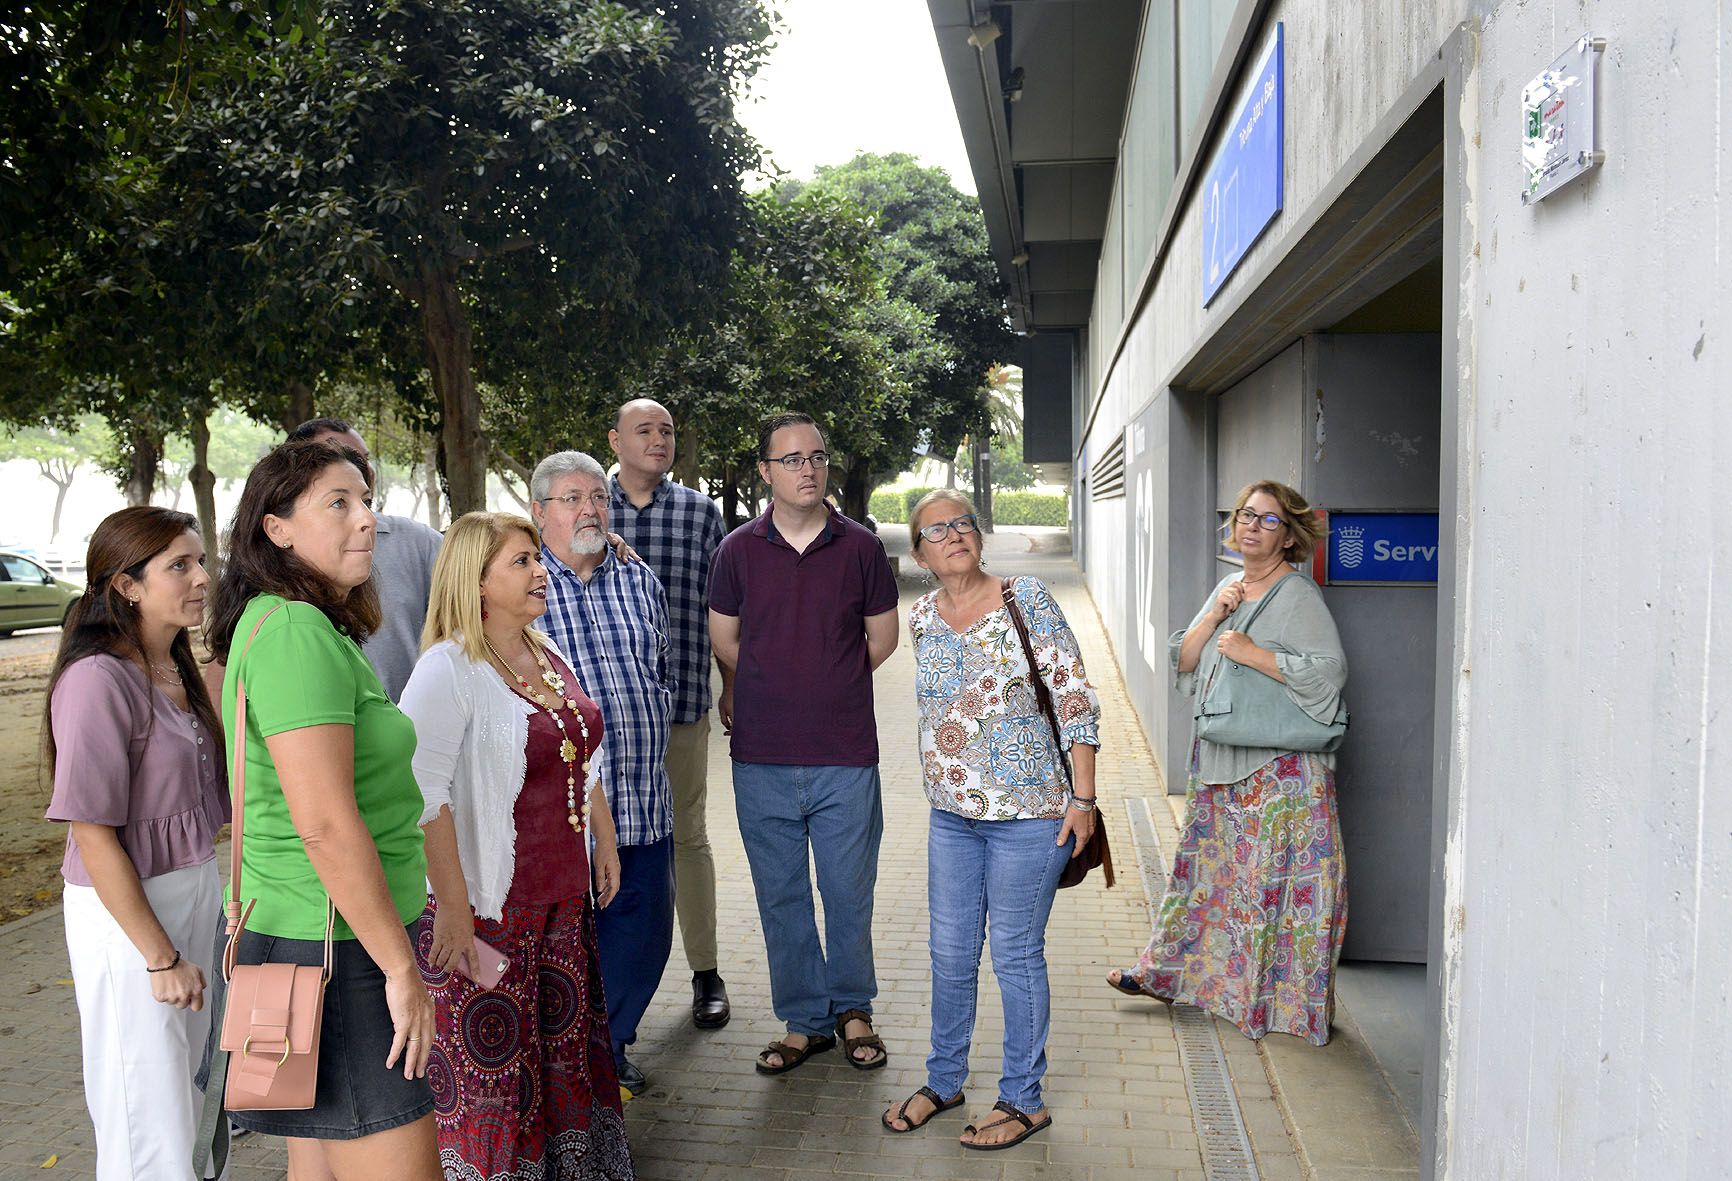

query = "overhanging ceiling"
[928,0,1140,333]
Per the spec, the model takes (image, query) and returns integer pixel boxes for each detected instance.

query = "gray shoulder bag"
[1194,573,1349,753]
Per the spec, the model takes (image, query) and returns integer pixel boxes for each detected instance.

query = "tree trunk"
[945,456,957,489]
[721,466,741,531]
[674,419,701,491]
[122,424,161,507]
[282,380,315,433]
[971,435,994,532]
[423,445,443,530]
[420,263,486,516]
[189,409,221,581]
[38,460,73,540]
[840,461,871,524]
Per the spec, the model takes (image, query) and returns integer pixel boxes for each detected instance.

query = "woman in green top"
[208,439,439,1179]
[1108,480,1349,1047]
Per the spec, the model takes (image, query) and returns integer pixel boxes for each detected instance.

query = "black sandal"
[1107,969,1157,998]
[835,1008,888,1070]
[961,1100,1052,1151]
[754,1033,836,1074]
[882,1086,964,1133]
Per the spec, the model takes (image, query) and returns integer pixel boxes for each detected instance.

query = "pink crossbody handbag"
[216,604,335,1110]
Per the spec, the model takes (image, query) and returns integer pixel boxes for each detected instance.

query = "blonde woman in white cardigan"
[398,512,634,1180]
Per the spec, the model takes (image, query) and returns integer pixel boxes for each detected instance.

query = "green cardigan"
[1168,571,1348,785]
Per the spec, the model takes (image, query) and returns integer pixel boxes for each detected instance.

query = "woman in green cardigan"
[1109,480,1349,1046]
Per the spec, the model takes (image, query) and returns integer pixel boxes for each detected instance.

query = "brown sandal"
[961,1100,1052,1151]
[754,1033,836,1074]
[882,1086,964,1133]
[834,1008,888,1070]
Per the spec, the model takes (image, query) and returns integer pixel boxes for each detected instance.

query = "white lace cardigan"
[398,636,600,920]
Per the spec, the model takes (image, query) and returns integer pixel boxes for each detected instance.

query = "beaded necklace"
[484,636,593,833]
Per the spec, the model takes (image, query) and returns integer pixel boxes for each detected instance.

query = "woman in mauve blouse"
[881,490,1102,1153]
[399,512,632,1180]
[43,508,228,1180]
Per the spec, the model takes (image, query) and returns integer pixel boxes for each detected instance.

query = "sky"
[735,0,977,193]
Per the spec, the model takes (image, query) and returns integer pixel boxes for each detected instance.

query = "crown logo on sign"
[1336,524,1367,570]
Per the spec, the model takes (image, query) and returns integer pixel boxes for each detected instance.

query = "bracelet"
[146,949,181,973]
[1068,796,1097,812]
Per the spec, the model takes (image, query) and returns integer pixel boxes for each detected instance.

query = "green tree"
[0,0,323,282]
[166,0,772,515]
[638,187,920,526]
[790,153,1013,510]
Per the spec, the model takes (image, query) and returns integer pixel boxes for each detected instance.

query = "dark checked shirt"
[608,474,725,725]
[539,545,673,846]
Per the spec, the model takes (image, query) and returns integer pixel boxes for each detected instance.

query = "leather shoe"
[616,1057,648,1098]
[692,970,730,1029]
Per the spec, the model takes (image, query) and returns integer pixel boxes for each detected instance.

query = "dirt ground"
[0,633,65,920]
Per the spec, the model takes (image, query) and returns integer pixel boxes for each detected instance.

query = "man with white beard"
[530,450,675,1099]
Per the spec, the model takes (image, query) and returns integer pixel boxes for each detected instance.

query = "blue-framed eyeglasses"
[917,515,980,544]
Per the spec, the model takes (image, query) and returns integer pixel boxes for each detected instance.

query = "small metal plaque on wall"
[1522,34,1607,204]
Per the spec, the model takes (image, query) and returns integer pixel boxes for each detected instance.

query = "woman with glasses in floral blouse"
[881,490,1101,1151]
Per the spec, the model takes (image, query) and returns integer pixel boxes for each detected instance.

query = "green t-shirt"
[222,595,427,940]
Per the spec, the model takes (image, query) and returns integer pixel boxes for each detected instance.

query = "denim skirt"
[222,922,434,1140]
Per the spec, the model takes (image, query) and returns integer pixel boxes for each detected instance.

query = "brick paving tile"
[0,530,1310,1181]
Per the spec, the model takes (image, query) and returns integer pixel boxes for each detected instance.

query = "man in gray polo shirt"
[287,418,442,701]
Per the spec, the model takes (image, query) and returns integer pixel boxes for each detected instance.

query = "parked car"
[0,550,82,635]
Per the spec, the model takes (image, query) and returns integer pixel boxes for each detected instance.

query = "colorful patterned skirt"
[415,895,634,1180]
[1122,744,1348,1046]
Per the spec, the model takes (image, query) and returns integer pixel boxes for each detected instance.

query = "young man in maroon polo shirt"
[708,412,900,1075]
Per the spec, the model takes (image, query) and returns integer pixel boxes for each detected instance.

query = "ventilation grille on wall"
[1090,430,1127,500]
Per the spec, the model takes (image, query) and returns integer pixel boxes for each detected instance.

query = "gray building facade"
[931,1,1729,1177]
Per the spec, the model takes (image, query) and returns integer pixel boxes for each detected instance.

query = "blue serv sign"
[1326,512,1439,584]
[1201,24,1284,307]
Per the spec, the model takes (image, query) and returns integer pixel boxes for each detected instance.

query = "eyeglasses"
[917,514,980,544]
[1235,507,1286,531]
[539,491,610,511]
[766,452,830,471]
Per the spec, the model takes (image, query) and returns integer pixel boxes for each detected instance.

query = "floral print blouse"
[911,576,1102,820]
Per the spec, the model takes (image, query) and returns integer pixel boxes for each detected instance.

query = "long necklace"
[148,660,181,682]
[485,636,593,833]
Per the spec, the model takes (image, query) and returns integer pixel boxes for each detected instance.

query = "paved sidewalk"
[0,530,1307,1180]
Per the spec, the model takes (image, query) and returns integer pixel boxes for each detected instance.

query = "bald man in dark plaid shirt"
[608,399,733,1030]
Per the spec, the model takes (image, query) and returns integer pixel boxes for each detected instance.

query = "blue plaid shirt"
[539,545,673,847]
[609,474,725,725]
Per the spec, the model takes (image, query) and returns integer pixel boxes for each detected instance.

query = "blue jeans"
[925,809,1073,1111]
[732,762,883,1037]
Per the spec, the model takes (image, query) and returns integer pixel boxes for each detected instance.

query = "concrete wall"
[1069,0,1728,1173]
[1081,0,1468,754]
[1439,3,1730,1176]
[1308,333,1442,963]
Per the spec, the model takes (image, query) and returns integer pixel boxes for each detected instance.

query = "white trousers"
[64,859,223,1181]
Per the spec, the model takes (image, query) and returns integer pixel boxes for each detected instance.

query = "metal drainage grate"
[1124,799,1261,1181]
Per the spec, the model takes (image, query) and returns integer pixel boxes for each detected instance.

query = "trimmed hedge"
[869,487,1069,527]
[992,491,1070,527]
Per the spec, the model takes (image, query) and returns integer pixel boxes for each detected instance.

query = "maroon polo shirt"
[709,506,899,767]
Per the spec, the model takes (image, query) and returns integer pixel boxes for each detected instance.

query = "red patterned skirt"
[415,895,633,1180]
